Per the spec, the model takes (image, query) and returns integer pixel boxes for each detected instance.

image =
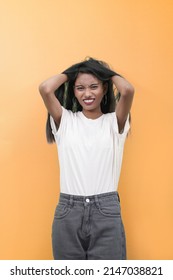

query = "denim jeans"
[52,191,126,260]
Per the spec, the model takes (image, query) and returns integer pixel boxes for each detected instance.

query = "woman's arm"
[112,75,134,133]
[39,73,68,125]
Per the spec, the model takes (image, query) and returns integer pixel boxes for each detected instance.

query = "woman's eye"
[91,85,98,90]
[76,87,84,91]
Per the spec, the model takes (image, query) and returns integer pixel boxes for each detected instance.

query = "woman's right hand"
[62,62,81,81]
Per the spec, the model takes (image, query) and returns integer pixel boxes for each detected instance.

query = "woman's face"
[74,73,107,116]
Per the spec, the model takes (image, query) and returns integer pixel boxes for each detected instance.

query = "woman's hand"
[62,63,80,81]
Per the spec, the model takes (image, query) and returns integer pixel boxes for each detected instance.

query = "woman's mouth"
[83,98,95,105]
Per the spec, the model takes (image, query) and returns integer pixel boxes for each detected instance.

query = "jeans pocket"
[54,202,72,219]
[98,200,121,217]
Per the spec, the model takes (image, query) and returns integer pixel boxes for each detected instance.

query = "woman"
[39,57,134,260]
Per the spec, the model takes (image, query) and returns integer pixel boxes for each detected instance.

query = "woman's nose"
[85,89,90,95]
[84,87,91,96]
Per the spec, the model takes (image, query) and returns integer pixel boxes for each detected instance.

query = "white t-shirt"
[50,107,130,196]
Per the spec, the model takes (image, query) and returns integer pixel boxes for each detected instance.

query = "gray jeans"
[52,191,126,260]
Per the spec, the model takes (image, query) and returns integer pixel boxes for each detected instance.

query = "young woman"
[39,57,134,260]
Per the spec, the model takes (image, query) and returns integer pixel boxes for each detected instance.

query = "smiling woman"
[39,57,134,260]
[74,73,107,119]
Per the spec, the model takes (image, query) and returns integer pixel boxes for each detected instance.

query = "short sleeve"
[50,115,57,135]
[49,106,69,138]
[111,112,130,139]
[119,114,130,135]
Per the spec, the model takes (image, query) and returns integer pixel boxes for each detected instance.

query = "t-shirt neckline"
[79,111,104,122]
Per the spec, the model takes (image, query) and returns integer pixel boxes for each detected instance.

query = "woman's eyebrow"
[75,83,99,86]
[75,84,84,86]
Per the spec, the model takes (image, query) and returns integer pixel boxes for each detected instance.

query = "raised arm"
[39,73,68,125]
[112,75,134,133]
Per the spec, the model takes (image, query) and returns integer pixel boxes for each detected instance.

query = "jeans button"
[86,198,90,203]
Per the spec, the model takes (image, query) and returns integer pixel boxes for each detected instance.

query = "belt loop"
[94,195,99,208]
[69,195,74,207]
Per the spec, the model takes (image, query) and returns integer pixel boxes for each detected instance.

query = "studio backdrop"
[0,0,173,259]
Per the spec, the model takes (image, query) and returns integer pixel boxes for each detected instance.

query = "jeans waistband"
[59,191,120,206]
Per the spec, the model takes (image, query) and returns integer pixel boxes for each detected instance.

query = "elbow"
[122,84,135,97]
[38,82,52,96]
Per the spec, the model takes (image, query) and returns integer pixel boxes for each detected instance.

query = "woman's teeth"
[83,99,95,104]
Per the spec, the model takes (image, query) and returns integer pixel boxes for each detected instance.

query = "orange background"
[0,0,173,260]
